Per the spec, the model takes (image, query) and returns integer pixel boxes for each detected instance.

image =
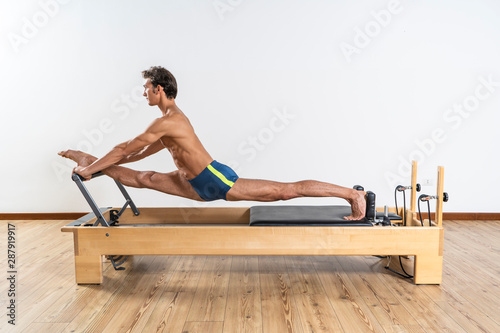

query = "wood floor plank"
[292,293,344,333]
[259,256,304,333]
[285,256,325,295]
[35,257,128,323]
[446,221,500,256]
[21,321,69,333]
[338,255,421,330]
[426,259,500,327]
[61,257,150,333]
[4,224,78,331]
[284,256,344,332]
[163,255,207,293]
[182,321,224,333]
[99,255,179,333]
[13,278,74,332]
[141,291,196,333]
[74,255,159,333]
[115,256,181,333]
[362,259,469,333]
[2,221,75,305]
[444,233,500,282]
[9,221,70,269]
[187,256,232,322]
[430,221,500,327]
[141,256,206,333]
[312,256,385,333]
[17,249,76,303]
[434,300,500,333]
[223,256,263,333]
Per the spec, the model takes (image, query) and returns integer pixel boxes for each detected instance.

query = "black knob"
[382,216,391,226]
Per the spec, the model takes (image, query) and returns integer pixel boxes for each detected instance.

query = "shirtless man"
[59,66,366,220]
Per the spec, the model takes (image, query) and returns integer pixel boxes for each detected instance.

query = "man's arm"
[116,140,164,165]
[74,118,167,178]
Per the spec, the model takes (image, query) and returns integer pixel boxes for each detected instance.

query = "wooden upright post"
[410,161,418,213]
[436,166,445,227]
[405,161,418,224]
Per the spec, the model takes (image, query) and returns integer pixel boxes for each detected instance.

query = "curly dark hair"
[142,66,177,99]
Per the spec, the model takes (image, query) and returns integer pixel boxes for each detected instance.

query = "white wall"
[1,0,499,213]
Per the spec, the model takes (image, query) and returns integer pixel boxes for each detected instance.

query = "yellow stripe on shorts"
[207,164,235,187]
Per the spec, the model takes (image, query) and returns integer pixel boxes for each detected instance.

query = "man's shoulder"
[158,112,185,125]
[150,112,188,131]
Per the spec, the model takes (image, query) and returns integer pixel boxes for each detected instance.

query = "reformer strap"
[71,172,140,226]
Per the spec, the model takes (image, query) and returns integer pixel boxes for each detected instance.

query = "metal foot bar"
[107,255,128,270]
[72,171,140,226]
[113,180,140,217]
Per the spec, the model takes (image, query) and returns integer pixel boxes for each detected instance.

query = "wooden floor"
[1,220,500,333]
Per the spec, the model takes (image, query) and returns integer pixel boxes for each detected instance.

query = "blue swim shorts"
[188,160,239,201]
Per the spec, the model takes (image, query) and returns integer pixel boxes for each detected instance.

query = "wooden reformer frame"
[62,161,445,285]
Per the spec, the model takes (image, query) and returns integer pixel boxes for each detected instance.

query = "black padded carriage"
[249,205,374,226]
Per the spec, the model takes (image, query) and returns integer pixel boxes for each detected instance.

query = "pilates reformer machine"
[61,161,447,285]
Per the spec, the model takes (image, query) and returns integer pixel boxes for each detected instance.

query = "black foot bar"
[72,171,140,226]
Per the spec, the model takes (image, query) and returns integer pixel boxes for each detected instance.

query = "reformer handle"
[418,193,449,202]
[396,183,421,192]
[71,172,140,226]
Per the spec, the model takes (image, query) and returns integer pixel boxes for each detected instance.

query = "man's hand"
[73,166,92,180]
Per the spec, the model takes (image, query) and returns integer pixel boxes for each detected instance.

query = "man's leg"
[59,150,203,201]
[226,178,366,220]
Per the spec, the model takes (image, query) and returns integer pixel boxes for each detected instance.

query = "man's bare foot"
[344,190,366,220]
[58,150,97,167]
